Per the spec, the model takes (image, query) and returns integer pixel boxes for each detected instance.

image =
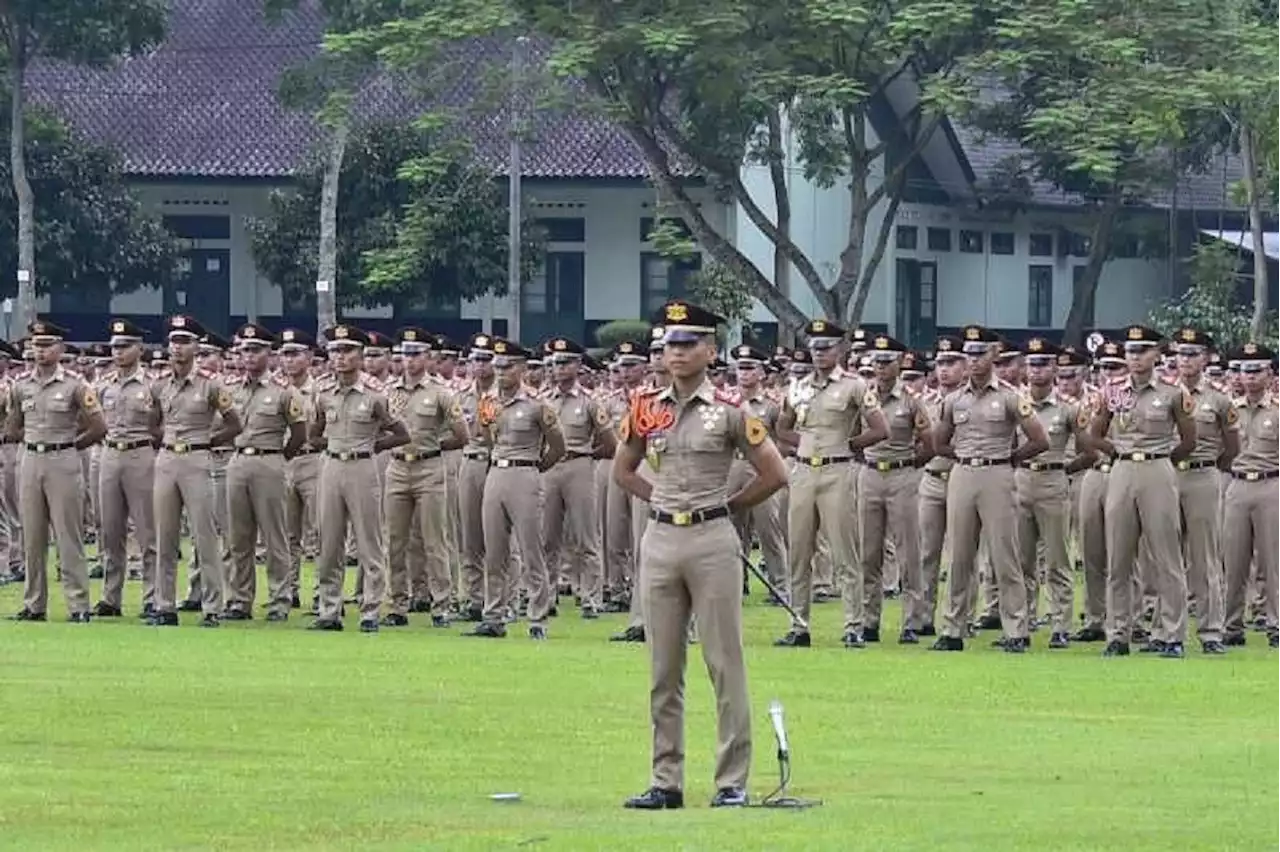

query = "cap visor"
[663,330,702,344]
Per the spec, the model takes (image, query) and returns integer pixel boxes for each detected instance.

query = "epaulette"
[154,369,174,380]
[95,369,119,385]
[195,367,219,380]
[714,387,743,407]
[314,377,337,393]
[271,373,291,388]
[359,372,386,393]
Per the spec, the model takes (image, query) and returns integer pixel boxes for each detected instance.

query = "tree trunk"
[315,120,349,335]
[1063,195,1122,346]
[766,107,793,343]
[1240,123,1271,340]
[9,41,35,332]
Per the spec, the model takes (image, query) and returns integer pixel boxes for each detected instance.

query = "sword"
[741,552,808,632]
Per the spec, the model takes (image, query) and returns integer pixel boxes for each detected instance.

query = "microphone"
[768,699,790,757]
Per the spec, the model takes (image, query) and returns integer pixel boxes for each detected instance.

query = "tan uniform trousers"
[1104,459,1185,644]
[1177,467,1224,642]
[284,452,320,600]
[187,449,231,601]
[642,517,751,792]
[916,469,949,629]
[728,459,788,593]
[860,465,922,631]
[1223,478,1278,635]
[21,449,90,615]
[98,446,157,610]
[443,448,464,587]
[604,464,635,597]
[481,465,549,626]
[385,455,451,617]
[81,448,98,539]
[226,452,292,615]
[1015,469,1073,634]
[0,443,19,574]
[594,459,610,593]
[788,461,860,633]
[626,494,650,629]
[1077,468,1110,630]
[457,456,490,611]
[155,449,224,616]
[316,456,385,621]
[942,465,1028,641]
[543,456,603,609]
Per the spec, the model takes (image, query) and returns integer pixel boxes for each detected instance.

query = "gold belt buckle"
[1176,459,1188,471]
[34,443,45,453]
[496,459,510,468]
[1132,451,1146,462]
[939,471,949,481]
[113,441,127,451]
[968,458,982,467]
[808,456,822,468]
[337,451,351,461]
[242,447,257,456]
[876,460,891,472]
[1246,471,1260,481]
[404,452,418,462]
[173,441,188,454]
[1100,463,1111,473]
[672,511,692,526]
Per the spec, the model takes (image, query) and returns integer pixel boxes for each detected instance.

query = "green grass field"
[1,566,1276,852]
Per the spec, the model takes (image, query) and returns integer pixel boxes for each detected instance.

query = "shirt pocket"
[46,395,74,414]
[1141,401,1171,424]
[412,397,440,432]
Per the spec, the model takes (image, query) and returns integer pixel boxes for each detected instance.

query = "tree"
[0,107,179,317]
[331,0,992,336]
[1149,241,1277,350]
[593,319,651,349]
[248,121,543,313]
[0,0,167,331]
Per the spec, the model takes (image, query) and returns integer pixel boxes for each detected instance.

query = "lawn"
[0,567,1276,852]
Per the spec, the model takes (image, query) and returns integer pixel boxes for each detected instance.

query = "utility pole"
[507,35,527,344]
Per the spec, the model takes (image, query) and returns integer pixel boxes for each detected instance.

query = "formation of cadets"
[0,311,1276,659]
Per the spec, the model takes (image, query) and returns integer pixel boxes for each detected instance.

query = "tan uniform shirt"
[151,367,234,446]
[389,375,462,455]
[98,367,155,444]
[1231,394,1277,474]
[232,372,304,451]
[1105,376,1190,456]
[787,367,879,459]
[1025,391,1079,465]
[1181,378,1236,464]
[488,390,561,463]
[921,387,956,474]
[546,384,610,456]
[942,377,1031,460]
[313,373,395,455]
[458,381,496,457]
[864,381,928,464]
[8,367,100,444]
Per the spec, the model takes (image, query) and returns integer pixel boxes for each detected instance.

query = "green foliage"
[0,0,167,67]
[592,319,652,350]
[1149,241,1278,351]
[0,108,179,301]
[247,121,543,311]
[685,260,752,327]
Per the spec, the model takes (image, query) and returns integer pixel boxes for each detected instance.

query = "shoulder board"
[97,369,119,384]
[195,367,218,380]
[995,378,1016,391]
[271,373,291,388]
[631,386,660,401]
[314,377,337,392]
[155,369,174,380]
[714,387,743,406]
[359,373,386,393]
[1232,396,1246,407]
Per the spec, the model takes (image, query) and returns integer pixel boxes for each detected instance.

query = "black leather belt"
[862,458,915,472]
[1231,470,1279,481]
[491,459,538,469]
[162,442,211,454]
[956,457,1010,468]
[924,469,950,481]
[25,441,74,453]
[799,455,852,468]
[463,452,490,463]
[236,447,281,456]
[391,449,443,462]
[326,450,373,461]
[0,437,20,445]
[1175,459,1217,471]
[564,451,595,461]
[1116,452,1169,462]
[649,506,730,527]
[105,439,152,452]
[1019,461,1065,471]
[292,448,320,457]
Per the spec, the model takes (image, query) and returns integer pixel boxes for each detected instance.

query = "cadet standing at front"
[6,320,107,622]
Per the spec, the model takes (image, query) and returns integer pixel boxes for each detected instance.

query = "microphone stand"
[758,706,821,810]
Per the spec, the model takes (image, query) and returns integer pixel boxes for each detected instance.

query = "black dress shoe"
[842,631,865,649]
[1223,632,1247,647]
[1048,632,1069,649]
[581,606,599,620]
[177,600,202,613]
[773,630,811,648]
[138,603,156,620]
[380,614,409,627]
[1269,633,1278,649]
[710,786,748,807]
[10,609,47,622]
[1200,640,1226,655]
[408,599,431,614]
[1139,640,1168,654]
[863,626,881,643]
[1071,626,1106,642]
[897,628,919,645]
[930,636,964,652]
[1131,626,1150,644]
[623,787,683,810]
[92,602,122,617]
[1002,637,1028,653]
[460,605,483,622]
[290,595,302,609]
[610,626,645,643]
[529,624,547,641]
[1159,641,1185,659]
[88,565,105,579]
[265,611,288,623]
[917,623,937,637]
[465,622,507,638]
[307,619,343,631]
[359,618,379,633]
[149,611,179,627]
[222,608,251,621]
[976,614,1002,631]
[429,615,449,628]
[199,614,220,628]
[69,612,92,624]
[1102,640,1130,657]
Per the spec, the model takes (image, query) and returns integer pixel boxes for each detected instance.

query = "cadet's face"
[663,338,713,379]
[935,357,966,386]
[1241,369,1269,394]
[366,352,388,374]
[112,342,141,369]
[737,363,762,388]
[404,351,427,375]
[1026,362,1055,386]
[239,345,269,372]
[494,361,523,390]
[1177,349,1207,378]
[169,336,197,364]
[527,367,545,385]
[810,344,841,371]
[1125,345,1159,373]
[551,360,577,384]
[331,345,361,373]
[1056,370,1083,396]
[872,358,899,382]
[281,350,308,376]
[34,341,60,367]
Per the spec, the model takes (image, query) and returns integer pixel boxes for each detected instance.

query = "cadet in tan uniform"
[223,323,306,621]
[383,327,468,627]
[5,320,107,622]
[433,335,467,598]
[466,338,565,639]
[150,316,242,627]
[917,338,965,636]
[541,336,616,618]
[1087,325,1196,658]
[774,319,888,649]
[455,334,497,621]
[602,341,647,611]
[94,319,160,618]
[931,325,1048,652]
[279,329,321,608]
[1221,344,1278,648]
[616,300,787,810]
[0,341,21,585]
[859,336,932,643]
[1171,328,1237,654]
[1013,339,1092,648]
[308,324,408,632]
